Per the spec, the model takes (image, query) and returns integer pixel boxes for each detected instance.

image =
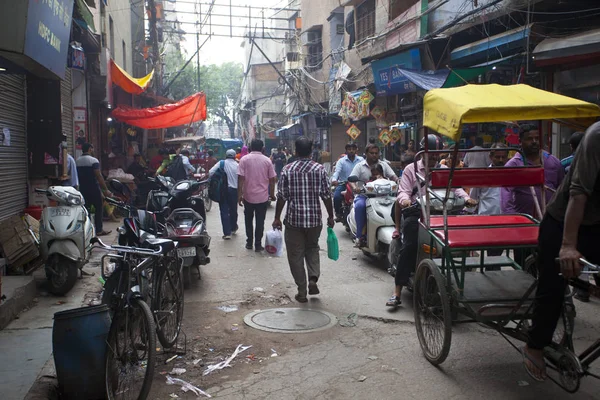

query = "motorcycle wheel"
[47,255,79,295]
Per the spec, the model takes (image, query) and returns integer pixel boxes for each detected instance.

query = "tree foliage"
[163,53,243,136]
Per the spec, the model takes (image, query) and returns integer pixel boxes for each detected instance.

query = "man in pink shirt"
[387,134,476,307]
[238,139,277,251]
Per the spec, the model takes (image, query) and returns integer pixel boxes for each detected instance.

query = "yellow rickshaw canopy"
[423,84,600,141]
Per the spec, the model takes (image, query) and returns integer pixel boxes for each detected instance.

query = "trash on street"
[203,344,252,376]
[166,375,212,398]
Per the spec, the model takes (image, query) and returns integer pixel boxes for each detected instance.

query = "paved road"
[156,205,600,399]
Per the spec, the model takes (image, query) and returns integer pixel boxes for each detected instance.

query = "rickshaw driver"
[386,134,477,307]
[523,122,600,381]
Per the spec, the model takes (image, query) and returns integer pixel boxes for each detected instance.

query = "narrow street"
[142,206,600,400]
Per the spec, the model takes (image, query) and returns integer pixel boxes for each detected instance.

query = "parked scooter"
[347,177,397,262]
[36,186,94,295]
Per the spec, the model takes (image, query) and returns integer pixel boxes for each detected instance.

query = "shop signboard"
[24,0,74,79]
[371,49,422,96]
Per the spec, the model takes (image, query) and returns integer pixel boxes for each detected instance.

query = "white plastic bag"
[265,229,284,257]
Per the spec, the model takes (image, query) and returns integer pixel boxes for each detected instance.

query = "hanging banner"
[112,92,207,129]
[371,48,422,96]
[110,59,154,95]
[346,124,361,140]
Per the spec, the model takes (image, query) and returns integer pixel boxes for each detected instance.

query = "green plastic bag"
[327,227,339,261]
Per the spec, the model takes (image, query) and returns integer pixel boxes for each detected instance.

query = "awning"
[533,28,600,67]
[112,92,207,129]
[423,84,600,141]
[450,24,532,67]
[110,59,154,95]
[374,66,490,92]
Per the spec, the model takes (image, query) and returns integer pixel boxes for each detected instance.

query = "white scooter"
[37,186,95,295]
[347,177,397,261]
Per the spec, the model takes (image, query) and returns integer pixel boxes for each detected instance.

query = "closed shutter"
[61,68,74,153]
[0,75,27,220]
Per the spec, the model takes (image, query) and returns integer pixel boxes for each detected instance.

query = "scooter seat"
[146,238,177,254]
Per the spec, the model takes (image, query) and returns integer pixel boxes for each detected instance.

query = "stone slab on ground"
[0,275,36,330]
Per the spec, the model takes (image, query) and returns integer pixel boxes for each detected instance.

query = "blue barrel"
[53,305,111,400]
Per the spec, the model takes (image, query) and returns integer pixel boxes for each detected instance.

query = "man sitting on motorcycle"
[386,134,477,307]
[349,144,398,248]
[331,142,364,222]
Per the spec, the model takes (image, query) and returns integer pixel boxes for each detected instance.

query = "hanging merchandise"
[378,128,391,146]
[346,124,361,140]
[357,90,374,119]
[347,93,360,121]
[390,127,401,143]
[370,106,387,128]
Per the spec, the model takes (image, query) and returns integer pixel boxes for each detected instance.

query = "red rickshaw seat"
[433,226,539,249]
[428,215,536,229]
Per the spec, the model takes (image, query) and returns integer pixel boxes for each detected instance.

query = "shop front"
[533,28,600,158]
[0,0,75,217]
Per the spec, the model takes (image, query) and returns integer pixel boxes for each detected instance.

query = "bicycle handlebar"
[91,237,163,256]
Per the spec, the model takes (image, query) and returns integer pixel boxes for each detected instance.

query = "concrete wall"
[90,0,134,75]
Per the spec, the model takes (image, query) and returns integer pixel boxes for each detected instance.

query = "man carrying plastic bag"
[273,137,335,303]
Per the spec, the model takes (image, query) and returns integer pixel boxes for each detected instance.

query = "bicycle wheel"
[155,256,184,348]
[413,259,452,365]
[105,298,156,400]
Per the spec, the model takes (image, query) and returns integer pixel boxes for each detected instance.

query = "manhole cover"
[244,308,338,333]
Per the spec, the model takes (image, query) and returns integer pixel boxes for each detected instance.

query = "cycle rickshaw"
[412,83,600,393]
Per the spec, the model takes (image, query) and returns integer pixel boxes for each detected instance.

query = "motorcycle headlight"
[68,194,82,205]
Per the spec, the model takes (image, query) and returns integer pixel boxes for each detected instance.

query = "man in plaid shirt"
[273,137,335,303]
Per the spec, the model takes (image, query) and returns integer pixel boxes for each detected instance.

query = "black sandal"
[386,295,401,307]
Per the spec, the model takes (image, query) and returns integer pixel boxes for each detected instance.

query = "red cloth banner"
[111,93,207,129]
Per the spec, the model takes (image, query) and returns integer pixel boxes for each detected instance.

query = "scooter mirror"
[347,176,359,183]
[108,179,126,195]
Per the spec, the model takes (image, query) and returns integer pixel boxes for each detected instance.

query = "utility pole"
[148,0,161,95]
[196,32,201,91]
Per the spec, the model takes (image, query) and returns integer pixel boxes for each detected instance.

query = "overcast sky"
[169,0,294,66]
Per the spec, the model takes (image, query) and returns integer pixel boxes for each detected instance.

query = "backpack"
[166,155,188,181]
[208,160,227,203]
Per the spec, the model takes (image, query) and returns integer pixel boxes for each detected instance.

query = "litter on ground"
[203,344,252,376]
[166,376,211,398]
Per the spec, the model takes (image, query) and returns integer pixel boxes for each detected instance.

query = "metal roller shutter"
[61,68,74,153]
[0,74,28,220]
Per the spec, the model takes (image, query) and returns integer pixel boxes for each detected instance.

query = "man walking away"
[273,137,335,303]
[331,142,363,221]
[272,147,287,178]
[463,136,491,168]
[560,131,584,173]
[470,143,508,260]
[522,122,600,381]
[210,149,239,239]
[63,152,79,189]
[77,143,113,236]
[238,139,277,251]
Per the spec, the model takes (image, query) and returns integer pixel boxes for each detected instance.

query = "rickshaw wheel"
[556,349,582,393]
[413,259,452,365]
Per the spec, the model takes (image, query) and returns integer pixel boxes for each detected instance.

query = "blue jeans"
[219,187,239,236]
[354,195,367,240]
[333,185,345,215]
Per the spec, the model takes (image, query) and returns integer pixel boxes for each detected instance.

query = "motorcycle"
[336,181,354,233]
[36,186,94,295]
[145,178,211,288]
[347,177,397,263]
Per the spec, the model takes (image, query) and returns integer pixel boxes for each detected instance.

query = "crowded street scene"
[1,0,600,399]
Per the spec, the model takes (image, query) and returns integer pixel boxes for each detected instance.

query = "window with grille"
[306,29,323,72]
[356,0,376,42]
[389,0,419,22]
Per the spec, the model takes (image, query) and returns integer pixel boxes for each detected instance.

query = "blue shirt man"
[63,154,79,189]
[331,142,364,218]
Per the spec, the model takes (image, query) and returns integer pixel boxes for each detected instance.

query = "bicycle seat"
[146,238,177,254]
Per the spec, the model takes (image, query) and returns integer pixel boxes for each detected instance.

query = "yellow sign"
[346,124,361,140]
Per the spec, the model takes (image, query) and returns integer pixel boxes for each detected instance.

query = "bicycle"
[92,237,177,400]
